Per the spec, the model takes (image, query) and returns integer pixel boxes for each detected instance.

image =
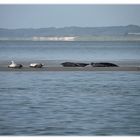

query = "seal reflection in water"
[8,61,23,68]
[91,62,118,67]
[61,62,89,67]
[29,63,44,68]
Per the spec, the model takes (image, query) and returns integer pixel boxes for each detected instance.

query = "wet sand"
[0,66,139,71]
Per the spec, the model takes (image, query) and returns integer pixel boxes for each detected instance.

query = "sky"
[0,4,140,28]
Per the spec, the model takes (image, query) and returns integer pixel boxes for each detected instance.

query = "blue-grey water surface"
[0,41,140,61]
[0,72,140,135]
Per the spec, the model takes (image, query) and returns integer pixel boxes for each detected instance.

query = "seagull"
[29,63,44,68]
[8,61,23,68]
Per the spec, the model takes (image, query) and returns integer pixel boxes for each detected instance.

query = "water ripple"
[0,72,140,135]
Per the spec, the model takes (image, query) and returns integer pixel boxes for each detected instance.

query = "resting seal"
[29,63,44,68]
[61,62,89,67]
[8,61,23,68]
[91,62,118,67]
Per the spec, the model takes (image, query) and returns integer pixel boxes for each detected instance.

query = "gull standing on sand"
[8,61,23,68]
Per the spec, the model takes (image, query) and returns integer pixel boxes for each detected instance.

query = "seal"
[61,62,89,67]
[29,63,44,68]
[91,62,118,67]
[8,61,23,68]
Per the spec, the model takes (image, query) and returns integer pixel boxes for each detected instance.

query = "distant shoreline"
[1,25,140,41]
[0,35,140,42]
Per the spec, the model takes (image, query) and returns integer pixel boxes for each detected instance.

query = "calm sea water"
[0,41,140,135]
[0,72,140,135]
[0,41,140,61]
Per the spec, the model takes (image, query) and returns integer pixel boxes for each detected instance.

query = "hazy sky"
[0,5,140,28]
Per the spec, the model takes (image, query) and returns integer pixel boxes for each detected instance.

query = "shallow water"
[0,71,140,135]
[0,41,140,61]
